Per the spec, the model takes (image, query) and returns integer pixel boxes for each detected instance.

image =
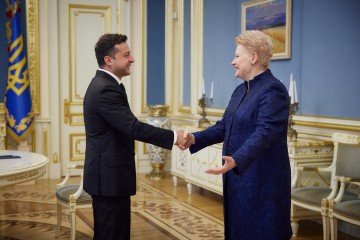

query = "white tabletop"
[0,150,48,188]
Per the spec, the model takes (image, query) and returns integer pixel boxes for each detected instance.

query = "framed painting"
[241,0,292,60]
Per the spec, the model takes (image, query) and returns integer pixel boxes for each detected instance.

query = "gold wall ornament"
[294,119,360,132]
[64,99,69,124]
[0,165,46,189]
[43,127,47,156]
[333,132,360,144]
[53,152,58,164]
[69,133,86,162]
[26,0,40,114]
[147,105,169,117]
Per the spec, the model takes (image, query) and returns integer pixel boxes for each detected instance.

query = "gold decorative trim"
[53,152,59,164]
[43,127,47,156]
[290,155,333,161]
[69,114,85,126]
[333,133,360,144]
[141,0,147,113]
[195,0,203,116]
[69,133,86,162]
[177,0,192,113]
[206,108,224,117]
[165,0,174,113]
[26,0,40,114]
[0,166,46,189]
[295,131,331,138]
[147,105,169,117]
[287,141,333,147]
[75,164,84,169]
[31,129,36,152]
[143,142,148,154]
[178,105,191,113]
[7,169,39,182]
[295,114,360,121]
[294,120,360,132]
[68,4,111,103]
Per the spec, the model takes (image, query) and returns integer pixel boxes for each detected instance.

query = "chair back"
[333,133,360,180]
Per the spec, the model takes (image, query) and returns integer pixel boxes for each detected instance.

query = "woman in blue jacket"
[187,30,292,240]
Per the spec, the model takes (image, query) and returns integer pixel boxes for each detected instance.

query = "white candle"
[289,75,294,104]
[202,77,205,95]
[198,80,202,99]
[294,79,298,103]
[210,81,214,99]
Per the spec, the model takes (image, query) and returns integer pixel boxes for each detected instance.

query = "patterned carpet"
[0,180,223,239]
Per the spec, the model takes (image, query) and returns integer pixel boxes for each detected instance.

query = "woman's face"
[231,44,253,81]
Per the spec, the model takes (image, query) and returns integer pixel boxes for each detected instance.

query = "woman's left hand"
[205,156,237,175]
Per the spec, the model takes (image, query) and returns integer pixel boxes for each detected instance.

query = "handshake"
[174,130,237,175]
[175,130,195,150]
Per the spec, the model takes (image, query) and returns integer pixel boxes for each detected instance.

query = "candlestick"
[202,77,205,95]
[289,74,294,104]
[294,79,298,103]
[288,73,299,140]
[198,93,213,128]
[288,98,299,141]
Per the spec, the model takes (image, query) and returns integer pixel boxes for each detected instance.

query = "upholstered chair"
[55,164,92,240]
[291,133,360,240]
[327,134,360,240]
[329,183,360,240]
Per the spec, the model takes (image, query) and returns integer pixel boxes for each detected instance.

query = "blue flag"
[5,0,34,142]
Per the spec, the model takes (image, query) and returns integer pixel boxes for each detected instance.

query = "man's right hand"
[175,130,187,150]
[175,130,194,150]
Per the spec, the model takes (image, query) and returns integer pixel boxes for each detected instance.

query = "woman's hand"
[205,156,236,175]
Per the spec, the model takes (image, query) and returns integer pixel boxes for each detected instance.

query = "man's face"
[108,43,135,78]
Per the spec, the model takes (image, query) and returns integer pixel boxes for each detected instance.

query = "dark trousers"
[91,195,131,240]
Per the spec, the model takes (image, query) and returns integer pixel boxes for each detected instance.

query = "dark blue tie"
[120,83,126,93]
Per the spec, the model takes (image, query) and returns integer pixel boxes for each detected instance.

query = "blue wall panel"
[202,0,360,119]
[203,0,241,108]
[300,0,360,118]
[147,0,165,105]
[0,0,359,119]
[182,0,191,106]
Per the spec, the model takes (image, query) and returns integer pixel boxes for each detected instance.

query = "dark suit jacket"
[83,70,174,197]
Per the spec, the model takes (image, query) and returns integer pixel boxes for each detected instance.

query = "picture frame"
[241,0,292,60]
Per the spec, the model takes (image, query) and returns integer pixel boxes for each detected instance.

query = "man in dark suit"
[83,33,188,240]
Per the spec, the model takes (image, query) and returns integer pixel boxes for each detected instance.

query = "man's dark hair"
[95,33,128,67]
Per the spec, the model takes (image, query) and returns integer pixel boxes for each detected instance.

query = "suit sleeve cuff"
[173,130,177,145]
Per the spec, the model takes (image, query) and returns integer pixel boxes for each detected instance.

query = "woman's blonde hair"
[235,30,273,68]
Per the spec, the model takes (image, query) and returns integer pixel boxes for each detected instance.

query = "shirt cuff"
[173,130,177,145]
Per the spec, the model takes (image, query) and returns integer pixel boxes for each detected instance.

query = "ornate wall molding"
[294,119,360,133]
[26,0,40,114]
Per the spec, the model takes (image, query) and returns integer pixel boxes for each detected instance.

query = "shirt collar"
[98,68,122,85]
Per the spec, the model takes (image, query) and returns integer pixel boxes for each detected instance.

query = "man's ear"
[104,56,113,66]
